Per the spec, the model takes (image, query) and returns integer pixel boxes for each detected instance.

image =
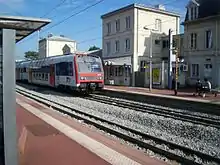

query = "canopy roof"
[0,15,51,42]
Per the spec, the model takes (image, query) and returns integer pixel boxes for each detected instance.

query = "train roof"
[16,53,101,68]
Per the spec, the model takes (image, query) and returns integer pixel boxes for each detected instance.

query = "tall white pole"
[37,30,40,52]
[168,29,173,89]
[149,30,152,91]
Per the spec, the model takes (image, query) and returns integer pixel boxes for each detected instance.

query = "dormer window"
[188,6,198,20]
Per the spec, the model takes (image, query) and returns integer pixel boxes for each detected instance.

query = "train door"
[28,68,32,83]
[16,68,20,80]
[50,64,55,87]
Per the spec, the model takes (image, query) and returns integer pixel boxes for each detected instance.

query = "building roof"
[103,56,131,66]
[40,35,76,42]
[184,0,220,22]
[75,49,101,54]
[0,15,51,43]
[101,3,180,19]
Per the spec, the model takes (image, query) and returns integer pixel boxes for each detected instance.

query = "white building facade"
[183,0,220,88]
[38,34,77,58]
[101,3,180,87]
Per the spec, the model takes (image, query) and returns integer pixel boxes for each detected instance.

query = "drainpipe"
[215,20,218,86]
[132,8,139,87]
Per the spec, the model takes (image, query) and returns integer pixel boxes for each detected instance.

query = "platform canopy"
[0,15,51,42]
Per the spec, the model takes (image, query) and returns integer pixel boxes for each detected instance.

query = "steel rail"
[16,88,220,165]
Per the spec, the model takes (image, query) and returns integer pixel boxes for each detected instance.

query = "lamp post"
[174,35,183,96]
[143,27,158,91]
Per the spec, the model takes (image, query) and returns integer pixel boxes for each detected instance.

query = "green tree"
[24,51,39,60]
[88,45,100,51]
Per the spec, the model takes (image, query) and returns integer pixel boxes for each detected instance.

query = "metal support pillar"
[168,29,173,89]
[174,35,180,96]
[0,29,17,165]
[149,30,152,91]
[174,49,178,95]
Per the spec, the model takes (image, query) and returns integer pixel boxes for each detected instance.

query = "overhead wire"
[40,0,67,18]
[18,0,105,44]
[20,0,181,43]
[19,0,186,51]
[35,14,184,50]
[43,0,104,32]
[56,0,183,41]
[0,1,23,16]
[49,0,95,20]
[77,15,185,45]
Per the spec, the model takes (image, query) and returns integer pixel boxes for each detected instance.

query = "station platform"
[103,86,220,104]
[16,94,167,165]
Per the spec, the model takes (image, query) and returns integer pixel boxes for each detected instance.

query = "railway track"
[16,88,220,165]
[87,94,220,129]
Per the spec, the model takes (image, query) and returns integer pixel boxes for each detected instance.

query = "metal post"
[37,30,40,52]
[149,30,152,91]
[174,49,178,95]
[168,29,173,89]
[174,35,180,95]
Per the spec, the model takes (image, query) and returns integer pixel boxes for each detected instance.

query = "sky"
[0,0,188,60]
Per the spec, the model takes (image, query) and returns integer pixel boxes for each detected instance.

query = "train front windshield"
[77,55,103,73]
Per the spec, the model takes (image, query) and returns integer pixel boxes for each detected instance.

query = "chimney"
[48,33,53,38]
[155,4,165,10]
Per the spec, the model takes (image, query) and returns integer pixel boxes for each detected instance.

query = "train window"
[67,62,73,76]
[45,74,48,81]
[56,62,69,76]
[56,63,60,75]
[77,55,102,73]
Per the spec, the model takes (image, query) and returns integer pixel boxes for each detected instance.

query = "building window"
[115,67,118,76]
[119,66,123,76]
[190,33,197,49]
[155,19,162,32]
[140,61,147,72]
[206,30,212,48]
[162,40,169,48]
[190,7,194,20]
[110,66,114,76]
[155,40,160,45]
[106,42,111,55]
[116,19,120,32]
[115,40,120,52]
[189,7,198,20]
[191,64,199,77]
[204,64,212,78]
[126,16,131,29]
[125,38,130,52]
[107,22,111,34]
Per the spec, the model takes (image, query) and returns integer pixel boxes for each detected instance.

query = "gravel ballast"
[16,85,220,160]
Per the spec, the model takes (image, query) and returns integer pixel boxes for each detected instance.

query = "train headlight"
[97,77,102,80]
[80,77,86,80]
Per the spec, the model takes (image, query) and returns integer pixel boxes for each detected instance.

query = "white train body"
[16,53,104,92]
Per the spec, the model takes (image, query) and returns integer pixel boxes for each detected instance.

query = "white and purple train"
[16,53,104,93]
